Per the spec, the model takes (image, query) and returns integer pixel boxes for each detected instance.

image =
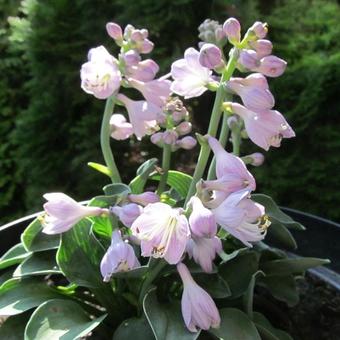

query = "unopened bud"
[249,39,272,58]
[172,108,188,123]
[176,136,197,150]
[239,49,260,69]
[176,121,192,135]
[227,115,239,129]
[122,50,141,66]
[199,43,222,69]
[129,192,159,206]
[223,18,241,45]
[106,22,123,41]
[162,130,178,145]
[248,21,268,39]
[110,114,133,140]
[151,132,164,146]
[247,152,265,166]
[258,55,287,77]
[139,39,154,54]
[111,203,143,227]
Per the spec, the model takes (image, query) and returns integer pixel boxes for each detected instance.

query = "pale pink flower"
[176,121,192,135]
[230,73,268,89]
[239,49,259,69]
[177,262,220,332]
[162,130,179,145]
[227,78,275,110]
[106,22,123,41]
[110,114,133,140]
[171,48,214,98]
[131,203,190,264]
[212,190,268,247]
[247,152,265,166]
[42,193,105,234]
[186,237,222,273]
[223,18,241,44]
[248,21,268,39]
[188,196,217,238]
[117,94,160,140]
[198,43,222,69]
[176,136,197,150]
[127,59,159,82]
[80,46,121,99]
[128,192,160,206]
[128,78,171,107]
[100,230,140,282]
[111,203,143,228]
[249,39,273,58]
[121,50,141,67]
[256,55,287,78]
[229,102,295,150]
[206,137,256,193]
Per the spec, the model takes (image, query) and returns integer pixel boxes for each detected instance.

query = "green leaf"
[209,308,261,340]
[113,317,155,340]
[258,275,299,307]
[0,311,31,340]
[90,216,113,240]
[219,251,259,298]
[253,312,293,340]
[13,250,60,278]
[56,219,104,288]
[103,183,131,196]
[24,299,106,340]
[252,194,305,230]
[88,161,112,177]
[243,271,265,319]
[267,220,297,250]
[193,274,231,299]
[21,218,60,252]
[0,278,61,315]
[151,171,192,199]
[111,266,148,279]
[219,248,247,263]
[260,257,330,276]
[129,158,158,194]
[0,243,31,270]
[143,289,200,340]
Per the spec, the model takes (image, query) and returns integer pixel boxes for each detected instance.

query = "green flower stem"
[231,126,241,156]
[207,112,230,180]
[101,96,122,183]
[185,52,237,204]
[156,144,172,195]
[138,259,167,309]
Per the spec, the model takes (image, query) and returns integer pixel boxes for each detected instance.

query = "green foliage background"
[0,0,339,223]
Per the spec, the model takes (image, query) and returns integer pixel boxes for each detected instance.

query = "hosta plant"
[0,17,329,340]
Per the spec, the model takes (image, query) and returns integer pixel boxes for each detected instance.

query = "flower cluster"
[41,17,296,334]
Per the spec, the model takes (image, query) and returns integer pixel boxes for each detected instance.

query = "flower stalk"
[157,143,172,194]
[101,96,122,183]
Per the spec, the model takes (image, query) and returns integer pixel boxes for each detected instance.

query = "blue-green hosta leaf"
[253,312,293,340]
[129,158,158,194]
[260,257,330,276]
[243,271,265,319]
[0,243,31,270]
[0,311,31,340]
[113,317,155,340]
[143,289,200,340]
[103,183,131,197]
[219,251,259,298]
[21,218,60,252]
[0,278,61,315]
[151,171,193,199]
[267,220,297,250]
[56,219,105,288]
[193,273,231,299]
[24,299,106,340]
[252,194,305,230]
[13,250,60,278]
[209,308,261,340]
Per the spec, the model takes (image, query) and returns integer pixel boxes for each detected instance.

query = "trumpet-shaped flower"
[128,192,159,206]
[131,203,190,264]
[186,237,222,273]
[212,190,269,247]
[42,193,105,234]
[128,78,171,107]
[100,230,140,282]
[227,78,275,110]
[229,102,295,151]
[177,262,220,332]
[117,94,160,140]
[110,114,133,140]
[188,196,217,238]
[171,48,214,98]
[80,46,121,99]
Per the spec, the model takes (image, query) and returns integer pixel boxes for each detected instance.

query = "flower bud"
[188,196,217,238]
[258,55,287,77]
[110,114,133,140]
[111,203,143,227]
[176,121,192,135]
[247,152,265,166]
[162,130,178,145]
[249,39,272,58]
[123,24,135,39]
[238,49,260,69]
[215,27,226,43]
[198,19,225,45]
[139,39,154,54]
[172,107,188,123]
[151,132,164,146]
[106,22,123,41]
[232,73,268,89]
[121,50,141,66]
[129,192,160,206]
[227,115,239,129]
[199,43,222,69]
[176,136,197,150]
[223,18,241,45]
[249,21,268,39]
